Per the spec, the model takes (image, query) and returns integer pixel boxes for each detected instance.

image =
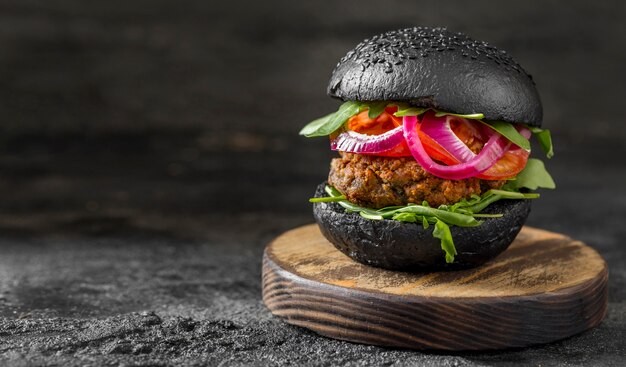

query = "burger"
[300,27,555,270]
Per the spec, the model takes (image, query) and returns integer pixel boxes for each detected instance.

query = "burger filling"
[301,101,556,263]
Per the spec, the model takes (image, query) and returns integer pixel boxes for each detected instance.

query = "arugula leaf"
[393,105,484,120]
[434,111,485,119]
[530,127,554,159]
[394,106,430,117]
[488,189,540,199]
[299,101,391,137]
[433,219,456,263]
[393,205,480,227]
[464,190,539,213]
[319,185,539,220]
[324,185,342,197]
[391,212,418,222]
[299,112,335,137]
[481,121,531,151]
[299,101,362,137]
[325,186,384,218]
[472,213,504,218]
[464,193,502,213]
[366,101,388,119]
[503,158,556,190]
[309,195,346,203]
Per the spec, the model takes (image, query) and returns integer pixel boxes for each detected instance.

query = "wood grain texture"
[262,224,608,350]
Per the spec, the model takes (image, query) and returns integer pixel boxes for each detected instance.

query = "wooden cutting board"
[262,224,608,350]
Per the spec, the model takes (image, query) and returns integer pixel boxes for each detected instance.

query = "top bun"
[328,27,542,126]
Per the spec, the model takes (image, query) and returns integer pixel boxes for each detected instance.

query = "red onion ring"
[403,116,511,180]
[330,125,404,154]
[419,113,477,162]
[421,113,532,161]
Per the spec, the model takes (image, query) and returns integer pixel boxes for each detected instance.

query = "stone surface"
[0,0,625,366]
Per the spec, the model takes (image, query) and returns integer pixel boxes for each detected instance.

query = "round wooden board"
[262,224,608,350]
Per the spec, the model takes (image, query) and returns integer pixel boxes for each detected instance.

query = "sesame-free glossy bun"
[328,27,542,127]
[312,183,531,270]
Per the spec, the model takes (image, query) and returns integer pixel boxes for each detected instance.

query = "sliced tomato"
[477,147,529,180]
[372,140,412,157]
[347,107,401,134]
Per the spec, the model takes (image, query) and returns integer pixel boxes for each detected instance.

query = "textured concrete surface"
[0,0,625,366]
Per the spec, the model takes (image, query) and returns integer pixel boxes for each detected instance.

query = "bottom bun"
[313,183,531,271]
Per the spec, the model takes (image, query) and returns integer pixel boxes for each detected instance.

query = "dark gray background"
[0,1,625,366]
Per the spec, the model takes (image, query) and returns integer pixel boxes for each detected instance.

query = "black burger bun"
[328,27,542,127]
[312,183,531,271]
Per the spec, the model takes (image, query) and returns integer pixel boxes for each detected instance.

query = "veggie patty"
[329,152,505,209]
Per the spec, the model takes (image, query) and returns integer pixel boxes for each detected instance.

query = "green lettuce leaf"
[530,127,554,159]
[392,205,481,227]
[504,158,556,190]
[394,106,430,117]
[299,101,362,137]
[298,112,335,137]
[433,219,456,263]
[481,121,531,151]
[434,111,484,119]
[367,101,388,119]
[393,107,484,120]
